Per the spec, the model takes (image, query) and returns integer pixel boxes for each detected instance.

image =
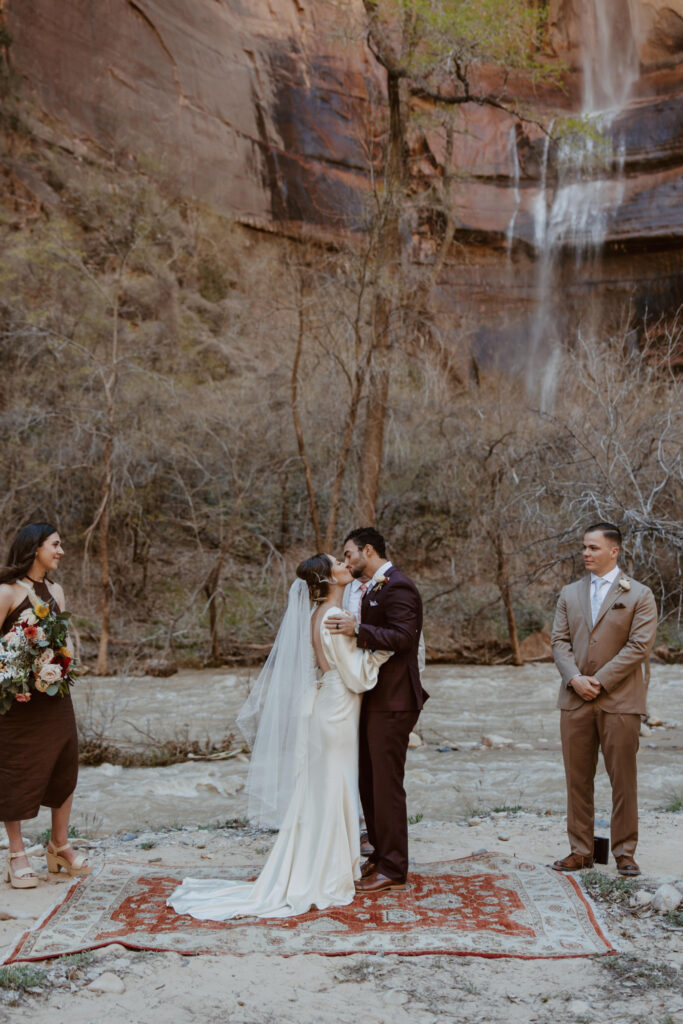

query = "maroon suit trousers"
[359,705,419,882]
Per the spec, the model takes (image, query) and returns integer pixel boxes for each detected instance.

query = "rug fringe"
[1,870,94,965]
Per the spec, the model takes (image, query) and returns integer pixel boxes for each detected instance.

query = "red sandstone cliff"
[3,0,682,349]
[4,0,381,233]
[5,0,681,241]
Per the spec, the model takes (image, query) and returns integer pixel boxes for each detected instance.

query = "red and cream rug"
[4,853,615,962]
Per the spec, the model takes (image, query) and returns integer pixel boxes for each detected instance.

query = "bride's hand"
[326,612,356,637]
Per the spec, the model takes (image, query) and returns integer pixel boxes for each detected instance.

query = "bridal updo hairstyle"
[296,553,334,604]
[0,522,59,585]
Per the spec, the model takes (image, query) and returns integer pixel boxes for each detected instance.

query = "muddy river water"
[28,663,680,837]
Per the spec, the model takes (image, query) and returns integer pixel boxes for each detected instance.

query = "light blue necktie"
[591,577,608,624]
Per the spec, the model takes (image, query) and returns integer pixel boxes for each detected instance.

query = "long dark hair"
[0,522,59,585]
[296,553,333,604]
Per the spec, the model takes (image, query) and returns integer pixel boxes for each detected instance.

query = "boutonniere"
[618,577,631,592]
[372,574,388,593]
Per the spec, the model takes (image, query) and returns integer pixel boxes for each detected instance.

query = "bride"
[167,553,391,920]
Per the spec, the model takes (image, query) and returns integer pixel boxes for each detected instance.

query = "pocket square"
[369,600,378,607]
[612,602,626,609]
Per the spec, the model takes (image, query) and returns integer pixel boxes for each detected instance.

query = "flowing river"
[29,663,682,836]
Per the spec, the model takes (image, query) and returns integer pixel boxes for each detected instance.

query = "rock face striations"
[4,0,683,355]
[4,0,381,232]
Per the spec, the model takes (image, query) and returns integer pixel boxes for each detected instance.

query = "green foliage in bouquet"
[0,587,76,714]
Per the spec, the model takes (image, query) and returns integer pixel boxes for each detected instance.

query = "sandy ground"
[0,664,681,1022]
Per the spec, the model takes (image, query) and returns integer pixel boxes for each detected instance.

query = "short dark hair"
[585,522,622,547]
[0,522,59,585]
[343,527,387,559]
[296,553,333,603]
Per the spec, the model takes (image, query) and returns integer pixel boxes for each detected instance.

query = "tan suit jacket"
[551,573,657,715]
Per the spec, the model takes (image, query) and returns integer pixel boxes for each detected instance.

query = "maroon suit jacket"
[356,565,428,711]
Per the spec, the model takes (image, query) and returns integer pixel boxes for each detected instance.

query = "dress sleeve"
[321,610,391,694]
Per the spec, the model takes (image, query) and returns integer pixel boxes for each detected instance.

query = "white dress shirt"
[344,562,393,621]
[590,565,620,624]
[368,561,393,588]
[343,577,365,620]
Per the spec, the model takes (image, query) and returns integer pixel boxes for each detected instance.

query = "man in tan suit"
[551,522,657,876]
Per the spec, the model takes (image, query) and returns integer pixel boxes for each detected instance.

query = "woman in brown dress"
[0,522,90,888]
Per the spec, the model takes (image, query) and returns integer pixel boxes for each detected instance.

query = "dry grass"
[599,954,680,994]
[78,724,238,767]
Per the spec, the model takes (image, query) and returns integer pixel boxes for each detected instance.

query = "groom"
[328,527,427,893]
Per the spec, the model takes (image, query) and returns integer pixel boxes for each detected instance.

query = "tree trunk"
[279,470,289,551]
[357,70,406,523]
[357,360,390,523]
[95,438,112,675]
[327,348,373,545]
[500,581,523,667]
[291,289,323,548]
[204,565,221,665]
[94,284,121,675]
[495,539,523,667]
[202,500,243,666]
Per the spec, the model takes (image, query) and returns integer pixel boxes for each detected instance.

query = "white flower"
[35,648,54,668]
[19,609,38,626]
[6,629,24,648]
[38,663,62,686]
[35,627,48,644]
[618,577,631,592]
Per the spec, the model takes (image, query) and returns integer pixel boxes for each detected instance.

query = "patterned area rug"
[5,853,615,962]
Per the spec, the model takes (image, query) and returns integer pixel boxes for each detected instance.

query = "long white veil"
[236,578,318,829]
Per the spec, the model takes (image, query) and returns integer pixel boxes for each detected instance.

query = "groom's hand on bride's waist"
[327,612,357,637]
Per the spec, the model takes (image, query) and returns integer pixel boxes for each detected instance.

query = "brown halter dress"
[0,581,78,820]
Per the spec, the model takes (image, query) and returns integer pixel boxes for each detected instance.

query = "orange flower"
[15,693,31,703]
[59,647,71,658]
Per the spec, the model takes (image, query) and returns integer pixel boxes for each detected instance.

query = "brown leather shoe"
[552,852,594,872]
[360,858,376,878]
[360,831,374,857]
[354,871,407,894]
[615,855,641,876]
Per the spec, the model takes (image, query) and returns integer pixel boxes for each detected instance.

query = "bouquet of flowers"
[0,587,76,715]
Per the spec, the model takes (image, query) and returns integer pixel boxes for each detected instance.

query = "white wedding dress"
[167,607,389,920]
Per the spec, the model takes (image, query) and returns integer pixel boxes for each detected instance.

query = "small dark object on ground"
[593,835,609,864]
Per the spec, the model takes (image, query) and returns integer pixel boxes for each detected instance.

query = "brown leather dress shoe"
[552,852,594,872]
[360,832,374,857]
[354,871,407,894]
[615,855,641,876]
[360,858,376,878]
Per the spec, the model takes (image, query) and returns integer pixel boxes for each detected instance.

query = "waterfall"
[523,0,641,408]
[580,0,641,113]
[506,127,521,258]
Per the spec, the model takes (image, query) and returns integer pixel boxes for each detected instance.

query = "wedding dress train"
[167,608,388,920]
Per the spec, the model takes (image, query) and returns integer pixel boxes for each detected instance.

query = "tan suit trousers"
[560,703,640,859]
